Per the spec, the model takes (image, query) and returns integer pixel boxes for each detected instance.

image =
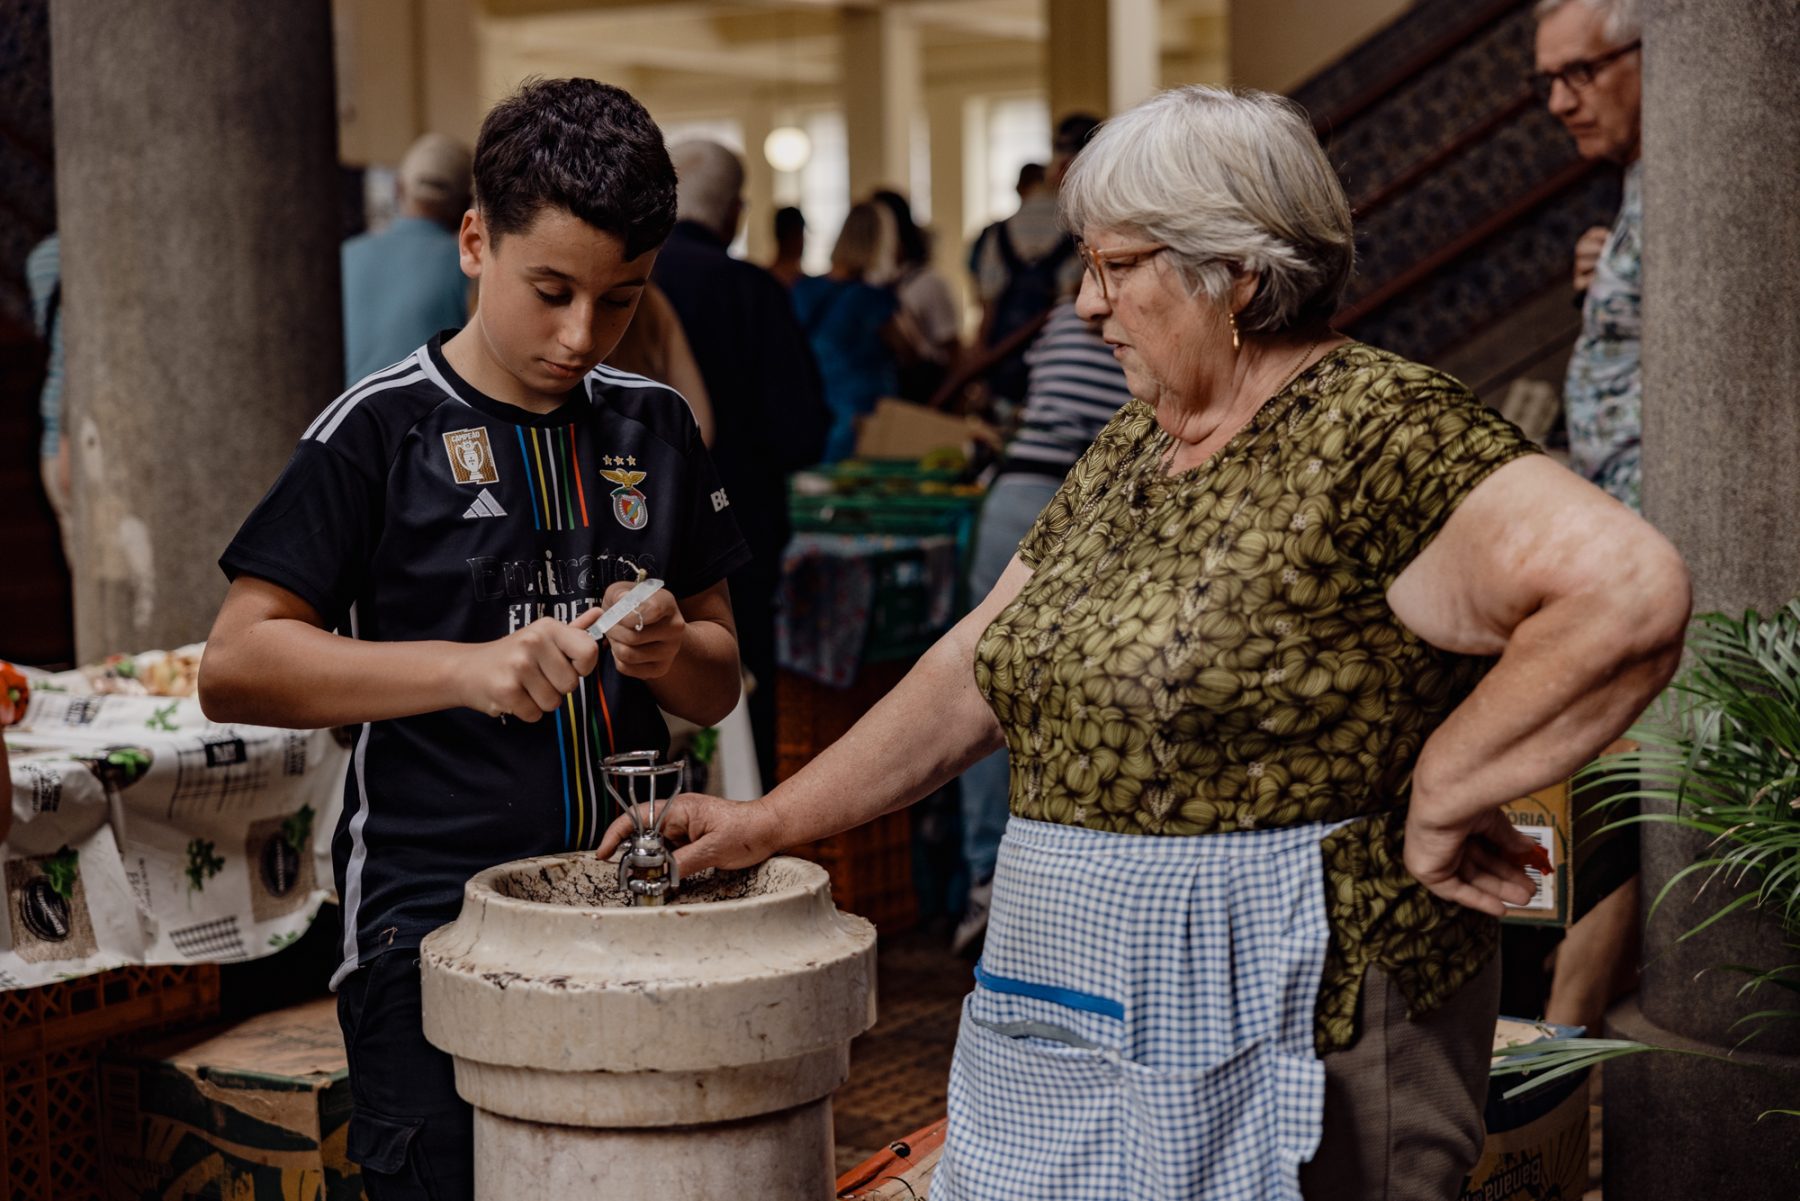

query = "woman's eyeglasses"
[1076,241,1168,303]
[1529,39,1640,101]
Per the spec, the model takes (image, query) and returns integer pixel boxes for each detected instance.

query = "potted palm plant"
[1492,602,1800,1119]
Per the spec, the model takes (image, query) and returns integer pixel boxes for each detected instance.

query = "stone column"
[926,88,971,335]
[1047,0,1160,120]
[741,97,779,268]
[842,7,919,200]
[1605,3,1800,1199]
[51,1,343,660]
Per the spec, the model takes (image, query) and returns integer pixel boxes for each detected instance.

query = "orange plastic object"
[0,661,28,726]
[835,1116,949,1198]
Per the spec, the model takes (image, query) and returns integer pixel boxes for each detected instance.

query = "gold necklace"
[1271,336,1325,399]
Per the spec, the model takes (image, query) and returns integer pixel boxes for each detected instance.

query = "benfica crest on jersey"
[600,457,648,530]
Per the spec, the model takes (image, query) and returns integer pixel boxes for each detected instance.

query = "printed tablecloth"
[776,532,959,688]
[2,667,345,989]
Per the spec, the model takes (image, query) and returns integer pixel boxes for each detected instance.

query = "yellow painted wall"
[1228,0,1412,94]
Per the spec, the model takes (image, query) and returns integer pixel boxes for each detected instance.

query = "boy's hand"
[459,610,602,721]
[599,580,686,680]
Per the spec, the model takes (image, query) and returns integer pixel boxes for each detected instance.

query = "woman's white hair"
[1059,85,1354,334]
[1533,0,1640,43]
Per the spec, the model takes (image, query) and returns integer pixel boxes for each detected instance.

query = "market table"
[1,649,344,989]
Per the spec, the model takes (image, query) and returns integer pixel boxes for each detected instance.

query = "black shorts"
[337,949,473,1201]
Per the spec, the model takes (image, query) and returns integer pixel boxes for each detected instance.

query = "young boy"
[200,80,748,1201]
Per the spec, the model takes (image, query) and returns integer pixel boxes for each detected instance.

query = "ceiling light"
[764,126,812,173]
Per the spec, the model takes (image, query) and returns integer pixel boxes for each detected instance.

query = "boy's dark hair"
[473,78,676,258]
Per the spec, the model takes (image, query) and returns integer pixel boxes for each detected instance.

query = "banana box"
[99,997,361,1200]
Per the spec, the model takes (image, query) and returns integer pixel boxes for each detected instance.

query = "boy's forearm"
[645,619,741,727]
[201,619,465,729]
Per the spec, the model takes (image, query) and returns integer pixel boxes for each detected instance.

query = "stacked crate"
[1,966,220,1201]
[776,662,917,933]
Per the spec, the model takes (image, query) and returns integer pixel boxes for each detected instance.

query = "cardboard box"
[853,398,971,460]
[1501,739,1638,926]
[100,996,362,1201]
[1460,1017,1590,1201]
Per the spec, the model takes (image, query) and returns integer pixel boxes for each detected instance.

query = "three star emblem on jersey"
[443,428,500,485]
[600,455,649,531]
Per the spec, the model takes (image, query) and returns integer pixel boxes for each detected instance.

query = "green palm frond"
[1575,602,1800,942]
[1503,604,1800,1107]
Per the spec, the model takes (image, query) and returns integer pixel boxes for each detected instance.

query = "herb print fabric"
[973,343,1538,1052]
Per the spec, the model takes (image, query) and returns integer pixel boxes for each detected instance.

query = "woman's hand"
[596,794,786,878]
[1404,802,1543,918]
[600,580,686,680]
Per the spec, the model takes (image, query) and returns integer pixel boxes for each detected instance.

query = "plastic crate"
[1,966,220,1201]
[1,965,221,1059]
[788,809,917,934]
[776,665,917,933]
[5,1043,103,1201]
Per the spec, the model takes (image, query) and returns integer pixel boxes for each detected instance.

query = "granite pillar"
[1606,2,1800,1196]
[50,1,343,660]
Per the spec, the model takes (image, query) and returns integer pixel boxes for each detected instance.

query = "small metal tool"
[600,750,687,905]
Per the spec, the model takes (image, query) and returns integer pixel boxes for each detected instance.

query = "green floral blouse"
[974,342,1538,1053]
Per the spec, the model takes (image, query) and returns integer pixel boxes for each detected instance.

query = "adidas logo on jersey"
[462,489,507,520]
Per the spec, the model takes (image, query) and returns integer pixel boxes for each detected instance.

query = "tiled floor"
[833,930,1611,1198]
[832,929,968,1177]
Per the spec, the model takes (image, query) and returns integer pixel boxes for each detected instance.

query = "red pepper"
[1509,841,1554,877]
[0,661,28,727]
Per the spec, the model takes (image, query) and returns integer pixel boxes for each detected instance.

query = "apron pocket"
[1115,1044,1303,1201]
[940,996,1122,1201]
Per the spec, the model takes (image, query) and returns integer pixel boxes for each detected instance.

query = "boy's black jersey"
[220,335,750,986]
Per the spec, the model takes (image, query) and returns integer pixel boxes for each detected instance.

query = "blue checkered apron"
[935,816,1346,1201]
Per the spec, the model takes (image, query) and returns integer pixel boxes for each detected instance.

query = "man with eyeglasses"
[1534,0,1643,510]
[1530,0,1646,1042]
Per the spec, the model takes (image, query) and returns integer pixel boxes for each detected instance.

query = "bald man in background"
[341,133,474,385]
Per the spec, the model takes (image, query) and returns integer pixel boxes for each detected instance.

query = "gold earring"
[1228,311,1241,351]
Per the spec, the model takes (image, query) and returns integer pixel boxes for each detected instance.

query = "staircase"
[1295,0,1621,409]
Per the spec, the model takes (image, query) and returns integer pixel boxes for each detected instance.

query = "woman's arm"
[1387,454,1691,914]
[599,555,1035,874]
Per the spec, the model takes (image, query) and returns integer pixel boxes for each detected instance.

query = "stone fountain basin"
[420,854,876,1126]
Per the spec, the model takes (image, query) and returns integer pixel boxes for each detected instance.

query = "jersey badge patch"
[444,428,500,485]
[600,456,649,531]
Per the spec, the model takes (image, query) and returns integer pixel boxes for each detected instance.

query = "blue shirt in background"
[27,233,62,459]
[1562,160,1642,511]
[340,216,468,385]
[791,275,898,463]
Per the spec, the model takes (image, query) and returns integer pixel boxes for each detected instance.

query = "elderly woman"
[602,86,1688,1200]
